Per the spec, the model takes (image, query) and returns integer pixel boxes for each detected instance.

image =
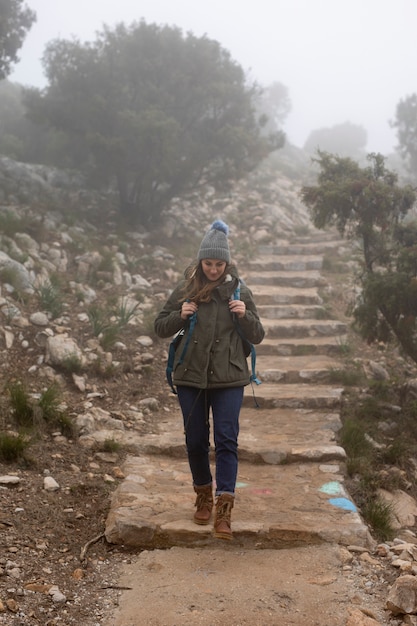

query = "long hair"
[180,261,231,304]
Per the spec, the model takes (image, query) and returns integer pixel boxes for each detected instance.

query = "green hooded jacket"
[154,267,265,390]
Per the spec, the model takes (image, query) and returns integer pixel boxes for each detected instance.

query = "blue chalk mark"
[236,482,248,488]
[319,481,343,496]
[328,497,357,512]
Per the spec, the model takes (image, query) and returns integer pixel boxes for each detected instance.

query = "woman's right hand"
[181,301,198,320]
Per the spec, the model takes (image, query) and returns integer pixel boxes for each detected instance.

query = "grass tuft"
[0,432,29,462]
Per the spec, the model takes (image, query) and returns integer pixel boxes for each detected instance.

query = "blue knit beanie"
[197,220,231,263]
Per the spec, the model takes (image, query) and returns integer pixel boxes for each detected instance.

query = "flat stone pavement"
[102,233,377,626]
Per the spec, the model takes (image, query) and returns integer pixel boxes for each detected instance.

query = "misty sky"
[8,0,417,154]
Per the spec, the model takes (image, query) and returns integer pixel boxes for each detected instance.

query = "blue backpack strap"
[232,280,261,387]
[166,308,197,394]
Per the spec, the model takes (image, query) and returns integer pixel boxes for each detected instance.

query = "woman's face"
[201,259,227,282]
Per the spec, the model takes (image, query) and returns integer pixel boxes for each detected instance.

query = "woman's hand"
[229,299,246,319]
[181,301,198,320]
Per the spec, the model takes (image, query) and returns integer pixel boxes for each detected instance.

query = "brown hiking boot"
[193,484,213,525]
[214,493,234,540]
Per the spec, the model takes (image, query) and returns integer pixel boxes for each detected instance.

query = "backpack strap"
[232,281,261,387]
[166,307,197,394]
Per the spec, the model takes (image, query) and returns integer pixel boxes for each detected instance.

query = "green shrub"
[7,382,34,428]
[0,432,29,462]
[35,280,63,319]
[101,438,121,453]
[361,497,395,542]
[88,304,110,337]
[38,384,62,423]
[61,354,83,374]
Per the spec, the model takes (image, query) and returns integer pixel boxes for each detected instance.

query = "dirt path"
[104,544,390,625]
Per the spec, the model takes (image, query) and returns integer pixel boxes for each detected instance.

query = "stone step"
[239,406,345,464]
[106,406,344,467]
[256,335,349,356]
[245,270,323,288]
[258,303,327,319]
[248,255,323,272]
[105,455,370,549]
[256,354,341,383]
[249,285,322,305]
[243,383,343,409]
[257,241,346,255]
[263,318,348,338]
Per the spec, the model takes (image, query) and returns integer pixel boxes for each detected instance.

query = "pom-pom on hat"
[197,219,231,263]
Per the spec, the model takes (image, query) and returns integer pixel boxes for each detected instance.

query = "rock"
[0,250,33,292]
[30,311,49,326]
[136,335,153,347]
[45,335,85,367]
[365,360,390,380]
[48,585,67,603]
[378,489,417,528]
[5,598,18,613]
[3,328,14,348]
[0,476,20,485]
[346,607,382,625]
[44,476,60,491]
[138,397,159,412]
[72,373,86,392]
[387,574,417,615]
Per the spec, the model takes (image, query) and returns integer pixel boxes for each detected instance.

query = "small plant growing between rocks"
[114,297,140,328]
[5,381,73,439]
[327,365,364,387]
[0,432,29,462]
[101,438,121,453]
[361,497,395,542]
[7,382,34,429]
[38,384,63,424]
[61,353,83,374]
[35,279,64,319]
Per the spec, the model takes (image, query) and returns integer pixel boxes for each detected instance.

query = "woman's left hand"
[229,299,246,319]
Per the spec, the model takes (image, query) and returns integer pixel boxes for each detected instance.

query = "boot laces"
[216,500,233,521]
[195,492,213,509]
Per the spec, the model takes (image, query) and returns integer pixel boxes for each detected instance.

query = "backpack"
[166,281,261,395]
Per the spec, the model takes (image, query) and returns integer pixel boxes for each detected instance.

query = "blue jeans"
[177,386,244,496]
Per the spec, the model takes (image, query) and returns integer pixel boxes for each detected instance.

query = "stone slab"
[105,455,371,549]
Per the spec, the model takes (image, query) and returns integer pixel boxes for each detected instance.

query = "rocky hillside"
[0,151,316,417]
[4,152,417,624]
[0,153,326,623]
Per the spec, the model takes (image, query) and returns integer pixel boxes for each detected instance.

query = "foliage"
[304,122,367,160]
[6,381,70,434]
[301,151,417,363]
[7,381,34,428]
[100,438,121,453]
[392,93,417,178]
[361,497,395,542]
[0,0,36,79]
[38,384,62,423]
[24,20,281,225]
[87,297,140,350]
[255,81,291,137]
[0,80,70,164]
[0,432,28,462]
[35,280,64,319]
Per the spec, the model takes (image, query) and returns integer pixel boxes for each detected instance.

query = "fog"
[8,0,417,154]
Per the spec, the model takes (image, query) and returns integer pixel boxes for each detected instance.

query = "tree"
[304,122,367,160]
[301,151,417,362]
[0,0,36,79]
[24,21,281,225]
[256,81,290,138]
[392,93,417,177]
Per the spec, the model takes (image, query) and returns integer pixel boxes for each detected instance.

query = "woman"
[154,220,264,539]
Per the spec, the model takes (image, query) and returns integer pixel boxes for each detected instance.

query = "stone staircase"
[104,233,372,550]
